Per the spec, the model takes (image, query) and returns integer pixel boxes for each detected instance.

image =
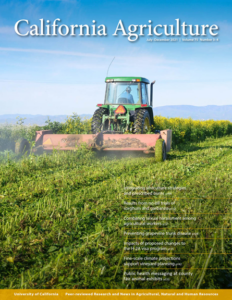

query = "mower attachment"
[34,129,172,153]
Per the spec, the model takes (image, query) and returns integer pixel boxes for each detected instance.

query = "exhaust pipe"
[150,80,156,107]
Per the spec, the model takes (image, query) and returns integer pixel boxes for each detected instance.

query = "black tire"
[155,139,166,162]
[133,109,151,134]
[15,138,30,155]
[91,108,108,133]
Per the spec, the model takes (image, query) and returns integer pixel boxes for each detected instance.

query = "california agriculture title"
[14,19,219,42]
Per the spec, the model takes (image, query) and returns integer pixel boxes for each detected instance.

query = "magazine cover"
[0,0,232,299]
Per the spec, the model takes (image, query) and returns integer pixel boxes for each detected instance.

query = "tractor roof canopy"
[105,77,150,84]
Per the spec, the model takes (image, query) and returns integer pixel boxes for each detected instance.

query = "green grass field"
[0,136,232,289]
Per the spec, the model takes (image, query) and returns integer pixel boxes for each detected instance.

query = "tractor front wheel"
[155,139,166,162]
[133,109,151,134]
[91,108,108,133]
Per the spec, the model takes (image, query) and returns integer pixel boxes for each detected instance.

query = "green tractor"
[91,77,155,134]
[20,76,171,163]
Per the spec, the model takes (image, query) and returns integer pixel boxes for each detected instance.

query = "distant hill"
[153,105,232,121]
[0,114,92,125]
[1,105,232,125]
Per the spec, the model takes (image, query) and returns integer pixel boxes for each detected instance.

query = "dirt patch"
[103,137,147,148]
[61,135,82,147]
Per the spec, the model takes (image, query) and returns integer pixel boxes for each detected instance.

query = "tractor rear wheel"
[155,139,166,162]
[15,138,30,155]
[133,109,151,134]
[91,108,108,133]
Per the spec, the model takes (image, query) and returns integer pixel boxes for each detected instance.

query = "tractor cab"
[105,78,150,105]
[91,77,155,134]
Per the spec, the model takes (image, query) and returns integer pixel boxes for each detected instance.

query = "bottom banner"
[0,290,232,300]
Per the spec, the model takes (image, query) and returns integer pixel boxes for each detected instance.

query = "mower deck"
[34,130,172,153]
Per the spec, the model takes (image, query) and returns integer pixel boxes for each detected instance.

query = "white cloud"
[0,47,185,64]
[0,47,110,58]
[0,46,189,81]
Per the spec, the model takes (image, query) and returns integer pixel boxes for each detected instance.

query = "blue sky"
[0,0,231,115]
